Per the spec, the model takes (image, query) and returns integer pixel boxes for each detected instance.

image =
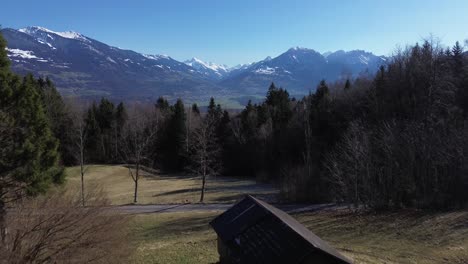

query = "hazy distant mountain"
[2,26,387,102]
[220,47,386,94]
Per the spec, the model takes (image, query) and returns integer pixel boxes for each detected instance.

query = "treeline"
[2,33,468,209]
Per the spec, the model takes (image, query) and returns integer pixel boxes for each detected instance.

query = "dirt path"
[112,203,339,214]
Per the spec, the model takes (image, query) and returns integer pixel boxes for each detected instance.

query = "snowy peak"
[185,57,229,72]
[19,26,90,42]
[143,54,171,60]
[288,46,314,52]
[326,50,386,65]
[184,57,230,80]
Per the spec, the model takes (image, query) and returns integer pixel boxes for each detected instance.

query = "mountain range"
[1,26,387,105]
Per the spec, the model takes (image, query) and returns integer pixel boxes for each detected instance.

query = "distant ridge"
[2,26,387,103]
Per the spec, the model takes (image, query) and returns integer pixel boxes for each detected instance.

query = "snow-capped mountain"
[2,26,387,102]
[2,26,218,100]
[221,47,386,94]
[19,26,90,44]
[184,57,230,80]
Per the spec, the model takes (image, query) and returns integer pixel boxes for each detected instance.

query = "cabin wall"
[217,236,235,264]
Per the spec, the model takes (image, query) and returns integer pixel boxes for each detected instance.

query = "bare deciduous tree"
[0,187,132,263]
[0,111,24,244]
[70,105,88,207]
[121,107,158,203]
[188,117,221,203]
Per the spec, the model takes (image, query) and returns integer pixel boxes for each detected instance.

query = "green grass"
[129,210,468,264]
[65,165,278,205]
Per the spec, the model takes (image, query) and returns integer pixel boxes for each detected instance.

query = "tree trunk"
[80,135,85,207]
[80,163,85,207]
[0,200,6,245]
[134,163,139,203]
[200,167,206,203]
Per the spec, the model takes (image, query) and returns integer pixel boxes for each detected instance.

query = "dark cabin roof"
[210,195,352,264]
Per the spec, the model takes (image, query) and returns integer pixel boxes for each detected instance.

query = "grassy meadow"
[63,165,468,264]
[130,210,468,264]
[65,165,278,205]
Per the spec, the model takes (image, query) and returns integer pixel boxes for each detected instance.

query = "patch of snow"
[106,57,116,64]
[254,66,275,75]
[85,45,103,55]
[359,54,370,65]
[37,39,56,50]
[19,26,90,42]
[289,46,311,51]
[184,57,229,73]
[6,48,40,59]
[52,64,70,68]
[143,54,170,60]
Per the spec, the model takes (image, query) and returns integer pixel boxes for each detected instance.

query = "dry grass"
[65,165,278,205]
[64,165,468,264]
[295,209,468,264]
[1,187,133,264]
[130,212,219,264]
[129,209,468,264]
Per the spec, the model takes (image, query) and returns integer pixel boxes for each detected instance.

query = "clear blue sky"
[2,0,467,66]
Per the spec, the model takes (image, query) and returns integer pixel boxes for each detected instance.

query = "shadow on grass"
[209,192,279,203]
[298,209,468,244]
[151,184,278,199]
[152,188,200,197]
[140,213,218,242]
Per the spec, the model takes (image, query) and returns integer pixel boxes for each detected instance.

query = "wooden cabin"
[209,195,352,264]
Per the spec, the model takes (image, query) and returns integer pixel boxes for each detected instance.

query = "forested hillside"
[2,29,468,210]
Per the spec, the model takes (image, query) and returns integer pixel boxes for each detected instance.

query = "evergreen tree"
[84,103,101,161]
[265,82,291,130]
[451,42,468,114]
[0,32,9,73]
[315,80,330,100]
[114,102,127,161]
[37,77,75,165]
[0,32,61,241]
[207,97,222,122]
[0,30,63,198]
[115,102,128,130]
[191,103,200,115]
[160,99,186,171]
[344,79,351,90]
[97,98,115,131]
[452,41,464,79]
[155,97,170,111]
